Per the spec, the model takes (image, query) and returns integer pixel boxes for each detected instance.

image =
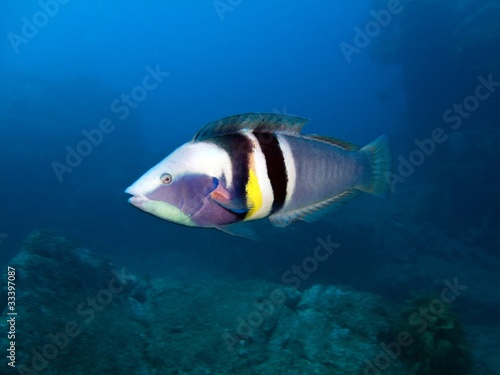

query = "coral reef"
[1,230,150,374]
[1,231,411,374]
[397,296,472,375]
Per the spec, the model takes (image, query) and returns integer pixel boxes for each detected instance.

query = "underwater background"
[1,0,499,374]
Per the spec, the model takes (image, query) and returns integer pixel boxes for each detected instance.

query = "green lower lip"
[136,198,196,227]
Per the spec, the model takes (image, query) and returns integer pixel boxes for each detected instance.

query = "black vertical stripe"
[206,134,252,220]
[253,132,287,213]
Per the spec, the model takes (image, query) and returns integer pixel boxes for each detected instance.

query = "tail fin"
[359,135,392,197]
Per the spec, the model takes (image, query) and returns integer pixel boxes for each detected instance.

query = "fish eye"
[160,173,173,185]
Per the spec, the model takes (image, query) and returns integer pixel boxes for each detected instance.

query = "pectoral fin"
[210,182,249,214]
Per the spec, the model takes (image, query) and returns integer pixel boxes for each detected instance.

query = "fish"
[125,113,391,238]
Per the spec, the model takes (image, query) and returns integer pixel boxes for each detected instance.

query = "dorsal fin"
[193,113,309,141]
[302,134,360,151]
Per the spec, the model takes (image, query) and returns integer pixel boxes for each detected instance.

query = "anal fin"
[269,189,360,227]
[215,223,259,241]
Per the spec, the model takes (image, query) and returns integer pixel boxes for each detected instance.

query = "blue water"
[1,0,499,370]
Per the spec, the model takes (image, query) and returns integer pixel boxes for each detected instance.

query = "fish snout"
[128,195,148,207]
[125,186,148,207]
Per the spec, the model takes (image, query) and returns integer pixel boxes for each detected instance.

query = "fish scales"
[125,113,391,239]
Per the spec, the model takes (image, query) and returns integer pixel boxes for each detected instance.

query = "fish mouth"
[128,195,148,207]
[124,186,196,227]
[125,187,148,208]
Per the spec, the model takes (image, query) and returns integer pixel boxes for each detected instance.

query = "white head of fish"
[125,141,232,224]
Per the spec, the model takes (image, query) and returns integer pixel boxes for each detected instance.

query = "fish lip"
[128,195,148,207]
[125,186,148,207]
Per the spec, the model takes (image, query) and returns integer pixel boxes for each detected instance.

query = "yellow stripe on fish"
[245,162,263,219]
[244,133,276,220]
